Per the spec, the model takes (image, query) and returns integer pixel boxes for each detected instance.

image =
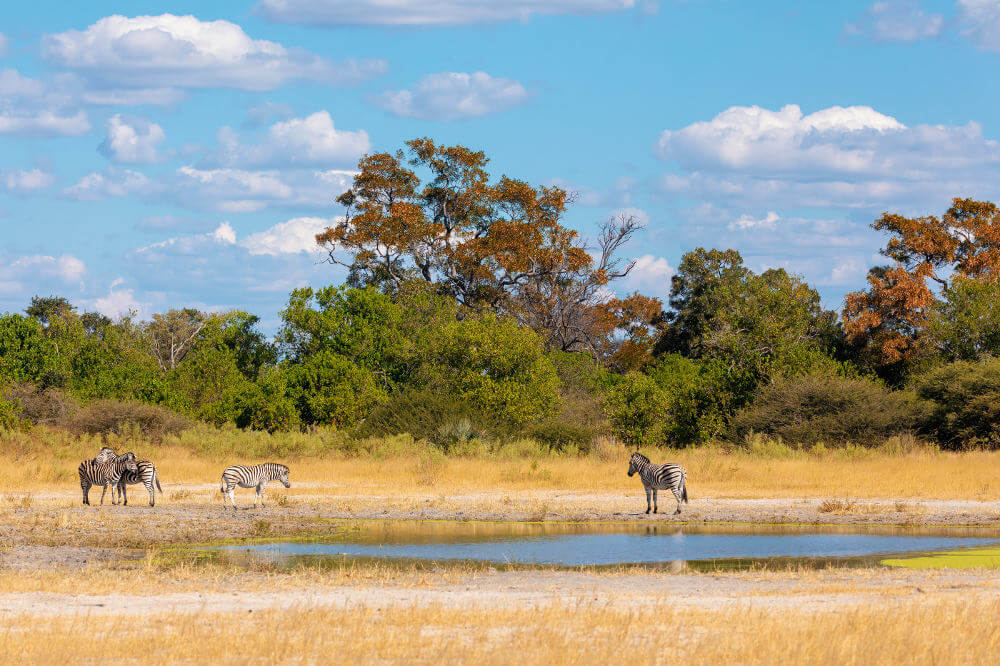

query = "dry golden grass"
[2,596,999,665]
[3,427,1000,501]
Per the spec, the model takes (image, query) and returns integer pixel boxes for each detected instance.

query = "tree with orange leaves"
[843,198,1000,371]
[317,138,649,361]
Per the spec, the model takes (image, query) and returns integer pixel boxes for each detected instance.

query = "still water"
[210,522,1000,567]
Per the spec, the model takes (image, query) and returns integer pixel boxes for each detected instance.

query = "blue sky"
[1,0,998,329]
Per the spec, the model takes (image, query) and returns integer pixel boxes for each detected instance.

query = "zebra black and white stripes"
[627,452,688,515]
[94,448,163,506]
[220,463,290,509]
[79,453,139,506]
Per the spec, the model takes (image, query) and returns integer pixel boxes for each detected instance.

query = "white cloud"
[619,254,675,300]
[0,108,90,137]
[213,221,237,244]
[656,104,1000,210]
[844,1,945,42]
[242,217,334,256]
[377,71,531,121]
[729,211,779,231]
[42,14,386,95]
[256,0,637,26]
[91,278,144,319]
[2,169,56,194]
[0,33,8,57]
[0,68,91,136]
[63,168,155,201]
[2,254,86,285]
[66,165,354,212]
[99,115,166,164]
[958,0,1000,51]
[206,111,369,168]
[138,222,239,255]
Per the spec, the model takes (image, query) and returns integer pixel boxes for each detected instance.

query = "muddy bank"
[3,489,1000,548]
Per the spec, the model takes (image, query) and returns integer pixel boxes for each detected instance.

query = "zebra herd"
[77,448,688,515]
[77,447,291,510]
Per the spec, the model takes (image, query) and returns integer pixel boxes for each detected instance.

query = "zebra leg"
[100,483,108,506]
[673,489,683,515]
[120,482,128,506]
[652,488,658,514]
[644,487,651,514]
[81,480,91,505]
[147,480,155,507]
[259,481,267,507]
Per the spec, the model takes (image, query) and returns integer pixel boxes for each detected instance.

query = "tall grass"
[2,597,999,665]
[3,425,1000,499]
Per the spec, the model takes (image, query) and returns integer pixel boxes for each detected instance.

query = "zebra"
[627,452,688,515]
[79,452,139,506]
[94,447,163,507]
[220,463,290,509]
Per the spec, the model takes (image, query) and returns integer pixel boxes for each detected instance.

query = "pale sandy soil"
[1,559,998,618]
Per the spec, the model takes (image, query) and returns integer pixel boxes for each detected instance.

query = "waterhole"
[203,522,1000,569]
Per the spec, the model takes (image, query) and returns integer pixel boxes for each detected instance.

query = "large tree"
[844,198,1000,369]
[316,138,645,359]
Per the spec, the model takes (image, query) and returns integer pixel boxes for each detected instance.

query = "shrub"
[913,358,1000,449]
[732,375,927,447]
[524,420,594,453]
[65,400,192,443]
[0,382,74,425]
[356,389,499,445]
[285,351,388,428]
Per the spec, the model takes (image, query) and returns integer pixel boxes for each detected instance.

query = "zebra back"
[222,463,290,488]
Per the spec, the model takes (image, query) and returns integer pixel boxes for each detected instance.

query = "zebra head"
[278,465,291,488]
[116,452,139,474]
[94,447,117,464]
[628,452,650,477]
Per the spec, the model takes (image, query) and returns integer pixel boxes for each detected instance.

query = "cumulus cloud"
[205,111,369,168]
[256,0,637,26]
[844,1,945,42]
[620,254,675,299]
[0,68,91,136]
[42,14,386,95]
[2,169,56,194]
[729,211,779,231]
[242,217,333,256]
[655,104,1000,210]
[63,168,155,201]
[99,115,167,164]
[64,165,354,212]
[377,72,531,121]
[0,253,86,287]
[90,278,144,319]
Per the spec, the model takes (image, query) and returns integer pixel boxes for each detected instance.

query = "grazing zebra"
[94,448,163,506]
[79,453,139,506]
[627,452,688,515]
[220,463,290,509]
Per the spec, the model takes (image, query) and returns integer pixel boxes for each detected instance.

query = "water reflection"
[204,521,1000,568]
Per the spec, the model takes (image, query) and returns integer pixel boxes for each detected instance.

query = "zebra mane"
[116,452,137,462]
[631,452,650,464]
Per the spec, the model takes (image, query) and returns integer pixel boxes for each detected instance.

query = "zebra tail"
[220,475,225,494]
[155,471,162,493]
[682,473,689,504]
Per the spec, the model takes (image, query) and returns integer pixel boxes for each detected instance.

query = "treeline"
[2,139,999,451]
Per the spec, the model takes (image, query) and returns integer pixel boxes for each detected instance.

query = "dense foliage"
[2,141,999,452]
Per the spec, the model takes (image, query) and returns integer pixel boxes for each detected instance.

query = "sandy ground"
[1,553,998,619]
[4,486,1000,623]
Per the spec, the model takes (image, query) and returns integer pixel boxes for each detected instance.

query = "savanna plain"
[3,428,1000,665]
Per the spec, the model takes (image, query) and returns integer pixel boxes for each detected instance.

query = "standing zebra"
[627,452,688,515]
[220,463,290,509]
[79,453,139,506]
[94,447,163,507]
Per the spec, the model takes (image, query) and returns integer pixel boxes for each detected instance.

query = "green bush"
[524,420,594,453]
[356,388,498,444]
[0,382,74,425]
[286,351,388,428]
[913,358,1000,449]
[732,375,927,447]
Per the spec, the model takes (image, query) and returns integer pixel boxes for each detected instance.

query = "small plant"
[168,490,192,501]
[275,494,292,507]
[415,447,446,486]
[250,520,272,538]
